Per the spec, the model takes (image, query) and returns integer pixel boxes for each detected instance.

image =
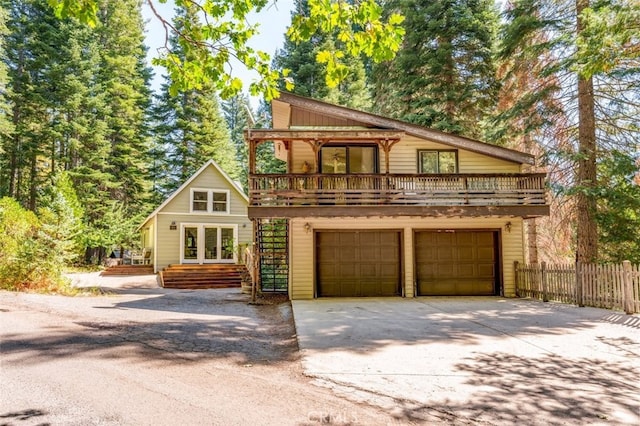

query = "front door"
[181,224,237,264]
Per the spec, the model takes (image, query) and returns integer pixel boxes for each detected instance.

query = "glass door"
[221,228,235,260]
[203,227,218,263]
[181,224,237,264]
[183,226,199,263]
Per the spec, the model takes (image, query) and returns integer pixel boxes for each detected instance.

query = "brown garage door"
[316,231,401,297]
[415,230,499,296]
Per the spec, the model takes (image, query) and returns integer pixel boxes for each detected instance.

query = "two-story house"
[246,93,549,299]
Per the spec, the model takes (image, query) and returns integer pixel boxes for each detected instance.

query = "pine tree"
[151,4,240,195]
[2,0,110,213]
[96,0,153,215]
[0,4,12,153]
[272,0,371,109]
[497,0,640,263]
[221,94,252,191]
[372,0,499,139]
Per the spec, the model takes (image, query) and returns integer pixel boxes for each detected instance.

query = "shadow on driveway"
[1,290,297,367]
[292,297,640,424]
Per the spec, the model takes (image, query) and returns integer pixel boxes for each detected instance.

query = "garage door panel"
[317,231,401,297]
[456,232,474,245]
[437,247,455,261]
[476,232,495,245]
[416,230,498,296]
[458,247,475,260]
[477,247,495,260]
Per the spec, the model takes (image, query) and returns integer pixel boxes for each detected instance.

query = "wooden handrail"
[249,173,547,207]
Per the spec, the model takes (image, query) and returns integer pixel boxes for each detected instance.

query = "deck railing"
[249,173,547,207]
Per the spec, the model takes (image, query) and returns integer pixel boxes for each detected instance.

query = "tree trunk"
[575,0,598,263]
[525,218,539,264]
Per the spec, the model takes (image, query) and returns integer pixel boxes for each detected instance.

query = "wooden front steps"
[101,264,154,276]
[160,264,246,289]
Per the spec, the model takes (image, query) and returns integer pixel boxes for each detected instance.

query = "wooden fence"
[515,261,640,314]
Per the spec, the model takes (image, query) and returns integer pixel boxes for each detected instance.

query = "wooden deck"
[250,173,547,207]
[160,264,247,289]
[101,264,154,276]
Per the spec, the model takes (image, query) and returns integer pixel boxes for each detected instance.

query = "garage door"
[316,231,401,297]
[415,230,498,296]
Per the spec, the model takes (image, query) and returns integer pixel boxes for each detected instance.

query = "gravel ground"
[0,273,409,426]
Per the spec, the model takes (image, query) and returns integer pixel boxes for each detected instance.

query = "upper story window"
[320,145,378,174]
[418,150,458,173]
[190,189,230,214]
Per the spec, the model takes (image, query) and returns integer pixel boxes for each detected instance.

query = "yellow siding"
[289,216,524,300]
[147,163,251,272]
[155,214,252,272]
[163,164,248,216]
[291,143,316,173]
[388,135,521,173]
[289,135,521,174]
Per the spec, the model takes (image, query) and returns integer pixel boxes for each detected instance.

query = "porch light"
[505,221,512,233]
[170,221,177,230]
[304,222,312,234]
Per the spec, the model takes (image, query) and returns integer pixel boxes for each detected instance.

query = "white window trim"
[180,223,239,264]
[189,188,231,214]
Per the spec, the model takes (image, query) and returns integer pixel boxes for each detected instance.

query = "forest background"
[0,0,638,290]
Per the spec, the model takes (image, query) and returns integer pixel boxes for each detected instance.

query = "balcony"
[248,173,549,218]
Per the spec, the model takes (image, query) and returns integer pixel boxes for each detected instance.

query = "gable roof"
[138,159,248,230]
[275,92,535,165]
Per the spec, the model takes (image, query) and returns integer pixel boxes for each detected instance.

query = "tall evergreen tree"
[221,93,252,191]
[151,4,240,196]
[497,0,640,263]
[96,0,153,215]
[2,0,110,213]
[0,4,12,151]
[372,0,499,138]
[273,0,372,109]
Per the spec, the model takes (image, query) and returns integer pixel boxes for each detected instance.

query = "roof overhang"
[275,92,535,166]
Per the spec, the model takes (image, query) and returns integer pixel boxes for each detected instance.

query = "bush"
[0,196,77,294]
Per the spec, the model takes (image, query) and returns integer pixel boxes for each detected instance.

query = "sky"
[141,0,295,102]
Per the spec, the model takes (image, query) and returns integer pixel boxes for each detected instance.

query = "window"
[212,192,228,212]
[192,191,208,211]
[190,189,230,214]
[418,150,458,173]
[320,145,377,174]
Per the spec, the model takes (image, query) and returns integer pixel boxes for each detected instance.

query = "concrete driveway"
[292,298,640,425]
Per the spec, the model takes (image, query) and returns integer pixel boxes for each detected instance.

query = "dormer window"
[190,189,230,214]
[418,150,458,173]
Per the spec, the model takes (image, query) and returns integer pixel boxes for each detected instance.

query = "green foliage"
[0,191,80,293]
[47,0,98,26]
[221,93,252,191]
[595,151,640,263]
[0,4,12,147]
[97,0,154,214]
[372,0,499,139]
[576,1,640,78]
[151,4,241,197]
[273,0,372,110]
[49,0,405,99]
[254,100,286,174]
[288,0,404,89]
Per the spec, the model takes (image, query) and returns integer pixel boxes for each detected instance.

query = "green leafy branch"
[48,0,404,98]
[288,0,405,88]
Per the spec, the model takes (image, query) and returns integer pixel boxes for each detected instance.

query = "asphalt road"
[0,279,402,426]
